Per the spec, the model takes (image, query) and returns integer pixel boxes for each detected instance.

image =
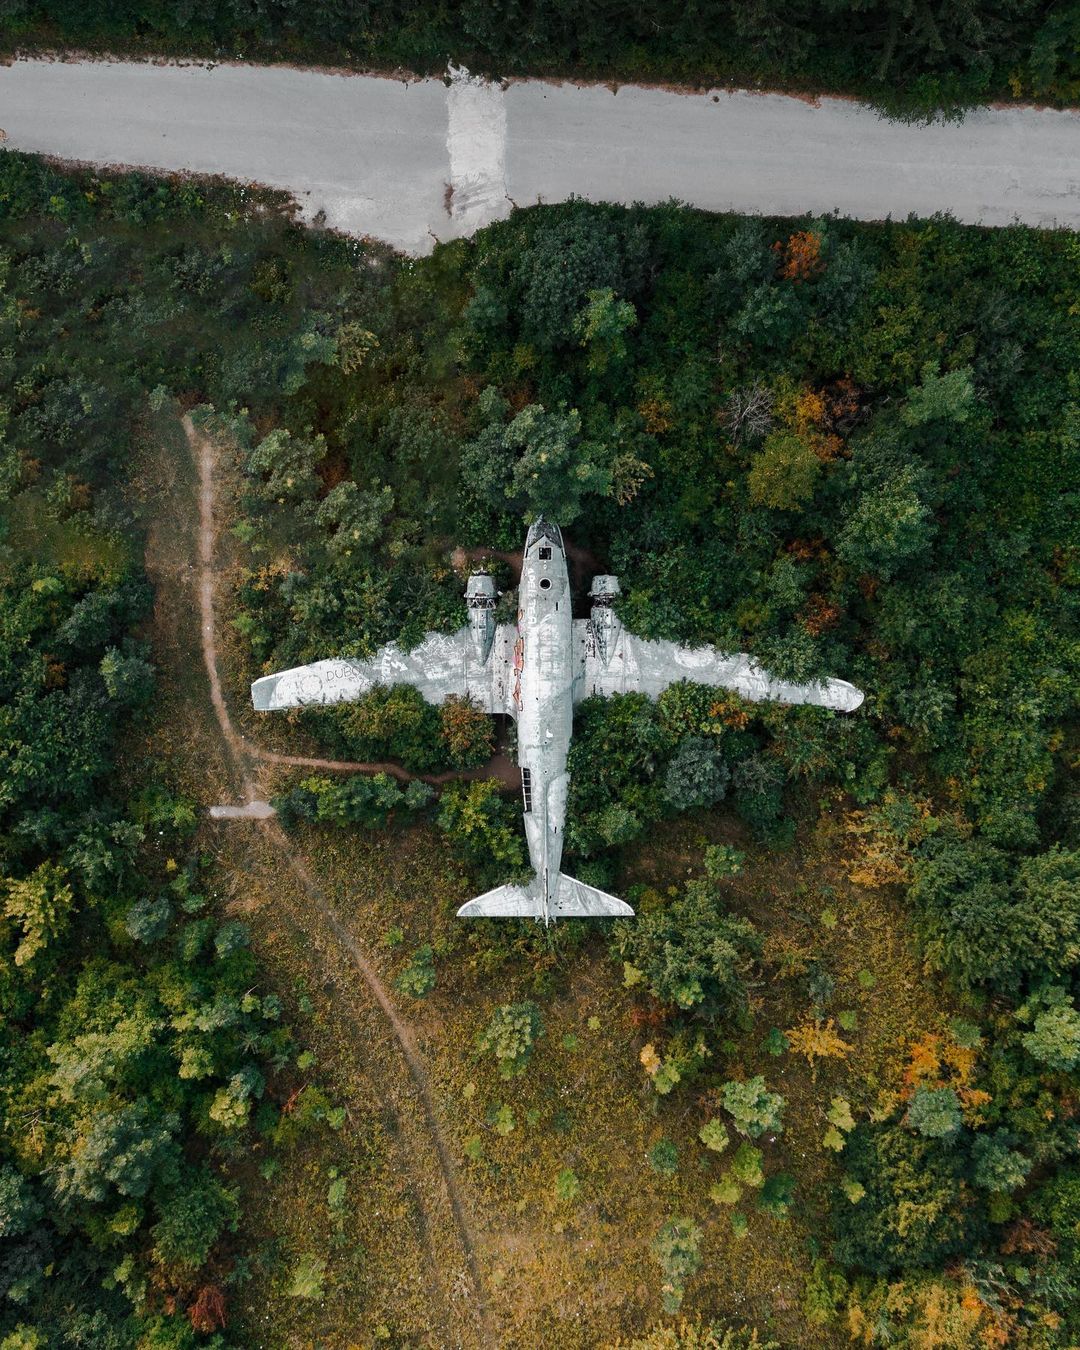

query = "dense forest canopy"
[1,0,1079,117]
[0,149,1079,1344]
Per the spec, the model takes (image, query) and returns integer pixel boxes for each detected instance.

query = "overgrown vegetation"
[0,166,365,1342]
[1,149,1078,1343]
[2,0,1079,119]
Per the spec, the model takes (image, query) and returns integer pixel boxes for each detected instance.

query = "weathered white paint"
[253,519,864,921]
[1,58,1079,253]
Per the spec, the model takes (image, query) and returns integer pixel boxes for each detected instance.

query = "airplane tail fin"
[456,875,634,921]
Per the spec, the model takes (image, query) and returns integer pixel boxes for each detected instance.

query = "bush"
[476,1001,544,1079]
[273,773,433,830]
[612,876,759,1019]
[721,1078,785,1139]
[395,945,436,999]
[652,1218,703,1315]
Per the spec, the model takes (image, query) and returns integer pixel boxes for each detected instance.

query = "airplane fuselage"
[515,521,573,917]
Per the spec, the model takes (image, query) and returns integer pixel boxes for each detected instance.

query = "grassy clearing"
[271,801,951,1346]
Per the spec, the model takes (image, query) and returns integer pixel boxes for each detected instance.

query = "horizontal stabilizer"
[457,875,634,921]
[457,883,543,919]
[553,874,634,918]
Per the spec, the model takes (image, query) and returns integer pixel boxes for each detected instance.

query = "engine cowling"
[588,574,622,665]
[465,571,498,664]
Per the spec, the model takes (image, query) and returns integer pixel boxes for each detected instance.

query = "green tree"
[436,779,525,874]
[613,877,759,1018]
[906,1086,963,1140]
[902,363,976,426]
[1019,986,1080,1071]
[663,736,730,812]
[53,1103,181,1204]
[573,287,637,374]
[99,647,154,708]
[911,840,1080,992]
[515,213,627,350]
[476,1001,544,1080]
[652,1217,703,1315]
[831,1124,985,1275]
[314,481,393,558]
[747,429,822,511]
[721,1078,786,1139]
[245,426,324,505]
[3,863,74,969]
[461,399,613,525]
[151,1169,237,1273]
[970,1131,1031,1193]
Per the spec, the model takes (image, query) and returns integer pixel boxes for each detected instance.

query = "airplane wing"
[572,622,863,713]
[252,624,519,715]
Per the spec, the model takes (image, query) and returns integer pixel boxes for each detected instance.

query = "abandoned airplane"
[251,519,865,923]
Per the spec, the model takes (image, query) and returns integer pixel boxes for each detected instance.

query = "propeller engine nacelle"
[588,574,622,665]
[465,571,498,664]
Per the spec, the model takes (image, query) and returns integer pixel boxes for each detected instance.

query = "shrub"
[721,1078,785,1139]
[648,1140,678,1176]
[395,945,436,999]
[652,1217,703,1315]
[476,1002,544,1080]
[758,1173,795,1221]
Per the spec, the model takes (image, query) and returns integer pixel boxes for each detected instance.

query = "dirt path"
[259,745,519,789]
[187,414,494,1347]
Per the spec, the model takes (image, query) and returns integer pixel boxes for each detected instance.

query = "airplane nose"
[526,518,564,550]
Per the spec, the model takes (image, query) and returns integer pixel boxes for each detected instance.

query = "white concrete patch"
[445,65,509,235]
[209,801,276,820]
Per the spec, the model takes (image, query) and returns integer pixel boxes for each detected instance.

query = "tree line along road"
[2,58,1079,252]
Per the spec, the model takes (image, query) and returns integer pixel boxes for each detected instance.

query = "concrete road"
[2,58,1078,252]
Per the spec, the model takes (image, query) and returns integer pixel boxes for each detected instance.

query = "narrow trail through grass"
[185,413,496,1348]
